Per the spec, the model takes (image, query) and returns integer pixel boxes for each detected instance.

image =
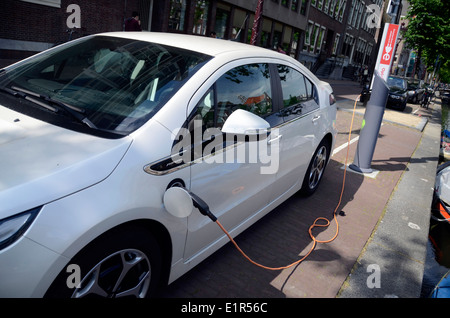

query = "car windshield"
[0,35,211,136]
[387,77,407,89]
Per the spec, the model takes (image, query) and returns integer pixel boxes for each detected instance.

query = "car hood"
[0,107,132,219]
[389,87,407,94]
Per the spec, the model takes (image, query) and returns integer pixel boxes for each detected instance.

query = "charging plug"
[188,191,218,222]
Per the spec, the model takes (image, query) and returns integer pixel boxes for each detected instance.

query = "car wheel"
[400,101,407,111]
[45,225,162,298]
[300,139,330,196]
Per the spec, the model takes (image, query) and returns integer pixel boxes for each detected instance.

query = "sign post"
[349,23,399,174]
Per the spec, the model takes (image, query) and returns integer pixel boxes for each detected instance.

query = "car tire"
[44,224,162,298]
[300,139,330,196]
[400,101,407,111]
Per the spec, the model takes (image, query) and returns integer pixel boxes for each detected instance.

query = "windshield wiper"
[9,85,97,129]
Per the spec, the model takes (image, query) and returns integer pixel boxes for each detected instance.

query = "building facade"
[151,0,310,60]
[1,0,386,78]
[0,0,140,62]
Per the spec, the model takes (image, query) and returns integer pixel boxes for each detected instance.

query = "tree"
[439,60,450,83]
[402,0,450,80]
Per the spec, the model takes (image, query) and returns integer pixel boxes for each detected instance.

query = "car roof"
[98,31,287,60]
[96,32,328,93]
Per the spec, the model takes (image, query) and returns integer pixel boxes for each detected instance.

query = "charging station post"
[349,23,399,174]
[349,72,389,173]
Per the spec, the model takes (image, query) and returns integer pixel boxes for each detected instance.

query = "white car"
[0,32,337,297]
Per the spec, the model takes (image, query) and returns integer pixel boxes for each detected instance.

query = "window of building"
[283,26,293,54]
[303,21,314,51]
[342,34,354,57]
[300,0,308,15]
[169,0,187,31]
[333,0,340,19]
[246,14,255,43]
[282,0,290,7]
[355,0,364,29]
[290,30,300,58]
[215,4,230,39]
[318,0,324,10]
[338,0,346,22]
[316,27,326,54]
[323,0,330,14]
[348,0,356,25]
[261,18,273,48]
[232,9,248,42]
[309,24,320,54]
[193,0,209,35]
[351,0,359,27]
[273,22,283,50]
[329,0,337,17]
[332,33,340,55]
[291,0,299,11]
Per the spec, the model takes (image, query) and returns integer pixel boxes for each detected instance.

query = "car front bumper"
[0,235,68,297]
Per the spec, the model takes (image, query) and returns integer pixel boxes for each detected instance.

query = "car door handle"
[312,115,321,123]
[267,134,282,145]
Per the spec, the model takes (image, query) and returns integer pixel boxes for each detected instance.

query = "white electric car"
[0,32,337,297]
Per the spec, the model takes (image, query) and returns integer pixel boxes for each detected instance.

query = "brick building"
[151,0,310,60]
[0,0,140,63]
[299,0,384,79]
[1,0,387,78]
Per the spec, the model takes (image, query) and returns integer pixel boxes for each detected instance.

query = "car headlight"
[0,207,41,251]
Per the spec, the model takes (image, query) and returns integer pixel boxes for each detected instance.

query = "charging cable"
[192,95,359,270]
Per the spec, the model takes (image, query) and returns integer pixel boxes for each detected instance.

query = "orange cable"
[216,95,360,270]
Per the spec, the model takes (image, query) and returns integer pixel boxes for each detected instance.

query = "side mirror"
[221,109,270,136]
[163,187,193,218]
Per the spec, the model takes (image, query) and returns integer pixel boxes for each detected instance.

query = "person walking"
[125,11,142,31]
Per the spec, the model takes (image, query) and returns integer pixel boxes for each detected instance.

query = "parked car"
[406,79,424,104]
[387,76,408,111]
[0,32,337,297]
[441,90,450,105]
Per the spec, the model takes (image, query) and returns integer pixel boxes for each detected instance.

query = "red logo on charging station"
[380,24,399,66]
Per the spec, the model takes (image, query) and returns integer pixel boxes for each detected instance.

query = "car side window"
[176,63,275,162]
[194,63,273,132]
[277,65,319,121]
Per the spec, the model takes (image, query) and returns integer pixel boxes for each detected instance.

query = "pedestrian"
[210,31,217,38]
[362,65,369,85]
[125,11,142,31]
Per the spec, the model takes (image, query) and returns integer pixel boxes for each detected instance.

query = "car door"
[183,62,283,260]
[269,64,321,202]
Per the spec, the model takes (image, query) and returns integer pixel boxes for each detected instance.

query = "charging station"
[349,23,400,174]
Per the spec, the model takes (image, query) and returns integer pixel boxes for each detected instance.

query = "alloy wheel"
[71,249,151,298]
[308,145,327,190]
